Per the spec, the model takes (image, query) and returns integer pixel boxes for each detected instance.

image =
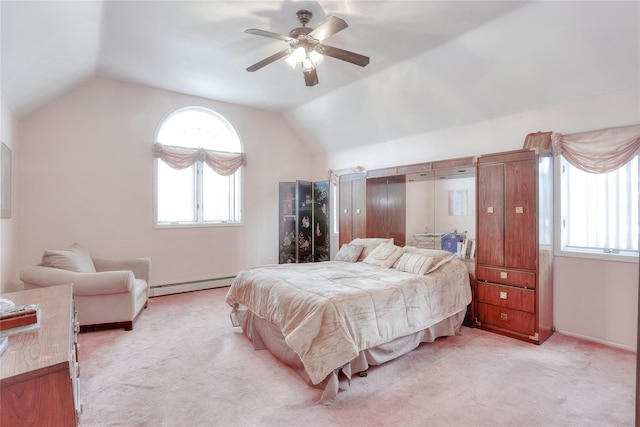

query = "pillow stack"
[362,242,404,268]
[336,237,457,275]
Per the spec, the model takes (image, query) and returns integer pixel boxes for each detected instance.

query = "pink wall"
[0,97,18,293]
[12,77,314,291]
[3,77,639,350]
[555,257,638,348]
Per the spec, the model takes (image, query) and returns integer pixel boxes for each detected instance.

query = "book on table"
[0,303,40,337]
[0,337,7,356]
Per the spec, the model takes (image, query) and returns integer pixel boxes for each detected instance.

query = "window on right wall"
[558,154,638,260]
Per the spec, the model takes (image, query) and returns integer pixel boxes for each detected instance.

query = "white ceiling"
[1,1,638,153]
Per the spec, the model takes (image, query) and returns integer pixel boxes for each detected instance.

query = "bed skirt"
[232,305,466,404]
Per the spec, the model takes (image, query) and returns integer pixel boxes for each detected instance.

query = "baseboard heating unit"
[150,276,235,297]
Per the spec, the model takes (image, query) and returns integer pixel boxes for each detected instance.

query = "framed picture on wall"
[0,142,10,219]
[448,189,468,216]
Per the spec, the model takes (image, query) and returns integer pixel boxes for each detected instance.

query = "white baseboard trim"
[554,329,636,353]
[149,276,235,297]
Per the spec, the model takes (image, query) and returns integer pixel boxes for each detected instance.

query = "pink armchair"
[20,244,151,331]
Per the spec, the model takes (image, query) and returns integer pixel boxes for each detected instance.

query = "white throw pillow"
[41,243,96,273]
[395,253,432,275]
[427,253,456,274]
[362,243,405,269]
[350,237,394,261]
[334,244,364,262]
[403,246,454,259]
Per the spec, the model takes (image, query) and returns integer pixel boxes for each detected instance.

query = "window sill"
[555,249,638,264]
[154,222,243,230]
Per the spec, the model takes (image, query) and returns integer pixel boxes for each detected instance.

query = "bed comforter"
[226,258,471,386]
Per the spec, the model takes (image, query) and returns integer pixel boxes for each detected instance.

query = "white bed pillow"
[400,245,456,273]
[395,253,432,275]
[350,237,394,261]
[403,246,454,259]
[427,253,456,274]
[362,243,405,269]
[334,244,364,262]
[42,243,96,273]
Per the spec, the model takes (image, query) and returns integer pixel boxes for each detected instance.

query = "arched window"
[154,107,244,226]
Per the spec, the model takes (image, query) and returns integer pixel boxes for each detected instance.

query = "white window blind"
[561,155,638,255]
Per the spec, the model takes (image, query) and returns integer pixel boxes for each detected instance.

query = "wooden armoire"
[474,149,554,344]
[365,175,406,247]
[338,172,367,247]
[338,171,406,248]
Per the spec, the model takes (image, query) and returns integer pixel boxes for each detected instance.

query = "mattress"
[226,249,472,403]
[234,304,466,404]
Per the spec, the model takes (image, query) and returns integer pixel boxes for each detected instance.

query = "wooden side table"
[1,284,80,426]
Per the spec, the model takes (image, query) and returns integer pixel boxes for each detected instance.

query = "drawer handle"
[500,312,508,321]
[500,291,508,300]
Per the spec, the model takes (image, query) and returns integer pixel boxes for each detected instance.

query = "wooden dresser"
[1,284,81,426]
[475,149,554,344]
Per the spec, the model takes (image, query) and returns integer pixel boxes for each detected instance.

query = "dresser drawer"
[476,282,535,313]
[477,303,536,336]
[477,266,535,288]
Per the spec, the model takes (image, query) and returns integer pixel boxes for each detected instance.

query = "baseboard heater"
[150,276,235,297]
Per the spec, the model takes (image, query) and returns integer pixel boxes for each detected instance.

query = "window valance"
[153,143,247,176]
[551,124,640,174]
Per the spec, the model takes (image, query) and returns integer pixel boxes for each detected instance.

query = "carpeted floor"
[78,287,636,427]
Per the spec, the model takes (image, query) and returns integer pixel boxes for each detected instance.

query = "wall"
[11,77,313,293]
[0,95,18,293]
[4,77,638,349]
[555,257,638,349]
[325,87,640,350]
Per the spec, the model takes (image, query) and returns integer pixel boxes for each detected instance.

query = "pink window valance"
[551,124,640,174]
[153,143,247,176]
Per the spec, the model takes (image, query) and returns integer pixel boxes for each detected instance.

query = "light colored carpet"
[78,287,636,427]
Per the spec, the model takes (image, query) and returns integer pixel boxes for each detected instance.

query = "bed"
[225,238,472,404]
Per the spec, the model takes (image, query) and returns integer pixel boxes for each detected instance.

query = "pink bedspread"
[226,259,471,385]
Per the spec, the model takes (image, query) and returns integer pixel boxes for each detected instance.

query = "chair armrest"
[92,257,151,282]
[20,265,134,296]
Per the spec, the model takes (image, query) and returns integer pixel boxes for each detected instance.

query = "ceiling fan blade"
[308,16,348,41]
[245,28,294,42]
[246,49,292,72]
[303,68,319,86]
[319,44,369,67]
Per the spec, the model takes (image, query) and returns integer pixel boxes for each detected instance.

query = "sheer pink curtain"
[153,143,246,176]
[551,124,640,174]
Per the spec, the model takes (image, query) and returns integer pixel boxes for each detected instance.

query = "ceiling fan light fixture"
[245,9,369,86]
[309,50,323,65]
[285,46,323,69]
[285,46,306,67]
[301,57,315,72]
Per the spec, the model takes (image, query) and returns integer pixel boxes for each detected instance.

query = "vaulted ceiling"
[2,1,638,153]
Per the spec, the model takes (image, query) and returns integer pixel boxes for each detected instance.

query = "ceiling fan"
[245,9,369,87]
